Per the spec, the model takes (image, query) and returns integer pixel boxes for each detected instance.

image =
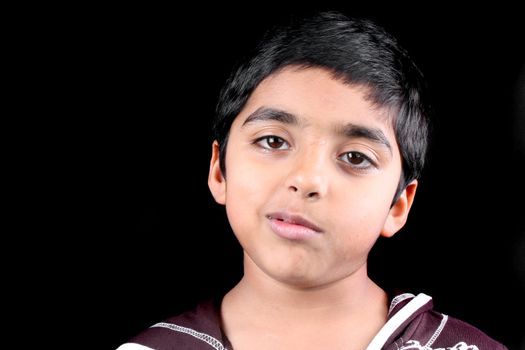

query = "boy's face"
[209,66,416,288]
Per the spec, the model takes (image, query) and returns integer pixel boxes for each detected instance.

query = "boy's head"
[213,11,429,203]
[207,11,430,288]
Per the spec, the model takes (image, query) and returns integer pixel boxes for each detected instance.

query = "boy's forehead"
[235,66,397,137]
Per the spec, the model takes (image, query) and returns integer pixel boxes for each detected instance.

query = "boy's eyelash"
[338,151,377,170]
[252,137,377,170]
[253,135,291,150]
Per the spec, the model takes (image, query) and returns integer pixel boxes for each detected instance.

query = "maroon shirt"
[118,293,507,350]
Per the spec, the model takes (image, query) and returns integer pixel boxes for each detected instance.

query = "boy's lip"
[266,212,324,233]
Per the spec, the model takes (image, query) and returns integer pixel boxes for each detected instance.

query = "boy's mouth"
[266,212,324,238]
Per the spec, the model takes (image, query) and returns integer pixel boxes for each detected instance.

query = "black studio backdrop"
[65,6,524,349]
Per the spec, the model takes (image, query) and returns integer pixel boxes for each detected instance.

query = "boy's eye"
[255,136,290,150]
[339,151,375,169]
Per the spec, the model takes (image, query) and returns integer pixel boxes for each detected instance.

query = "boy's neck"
[227,255,386,315]
[221,255,389,349]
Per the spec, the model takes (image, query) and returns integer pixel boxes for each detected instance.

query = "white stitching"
[151,322,227,350]
[424,314,448,348]
[389,293,416,314]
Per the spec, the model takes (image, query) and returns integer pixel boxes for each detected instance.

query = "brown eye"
[255,136,290,150]
[266,136,285,148]
[338,151,375,170]
[346,152,365,165]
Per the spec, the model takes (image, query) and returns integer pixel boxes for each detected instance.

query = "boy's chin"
[258,258,366,290]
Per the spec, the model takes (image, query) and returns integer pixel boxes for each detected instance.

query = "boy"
[118,11,507,350]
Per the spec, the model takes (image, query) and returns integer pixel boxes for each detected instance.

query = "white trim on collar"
[116,343,155,350]
[365,293,432,350]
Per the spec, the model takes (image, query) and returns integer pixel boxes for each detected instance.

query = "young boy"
[117,11,507,350]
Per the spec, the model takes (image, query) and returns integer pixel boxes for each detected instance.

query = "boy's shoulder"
[379,293,507,350]
[116,299,231,350]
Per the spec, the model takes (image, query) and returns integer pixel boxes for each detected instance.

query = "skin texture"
[208,66,417,350]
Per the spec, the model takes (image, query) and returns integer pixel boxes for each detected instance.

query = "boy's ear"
[381,180,418,238]
[208,140,226,205]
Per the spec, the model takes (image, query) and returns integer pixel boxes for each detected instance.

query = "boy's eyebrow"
[337,123,392,154]
[242,107,297,126]
[241,106,392,154]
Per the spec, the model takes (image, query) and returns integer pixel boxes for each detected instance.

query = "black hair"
[214,11,430,202]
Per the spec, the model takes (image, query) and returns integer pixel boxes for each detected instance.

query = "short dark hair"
[214,11,430,202]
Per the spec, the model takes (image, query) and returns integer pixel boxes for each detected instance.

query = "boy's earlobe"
[208,140,226,205]
[381,180,418,238]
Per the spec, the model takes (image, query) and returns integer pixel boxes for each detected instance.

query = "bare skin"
[208,66,417,349]
[221,258,389,350]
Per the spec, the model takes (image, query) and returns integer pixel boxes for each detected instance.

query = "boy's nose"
[285,153,328,200]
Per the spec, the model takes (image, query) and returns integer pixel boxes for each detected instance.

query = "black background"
[45,4,524,349]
